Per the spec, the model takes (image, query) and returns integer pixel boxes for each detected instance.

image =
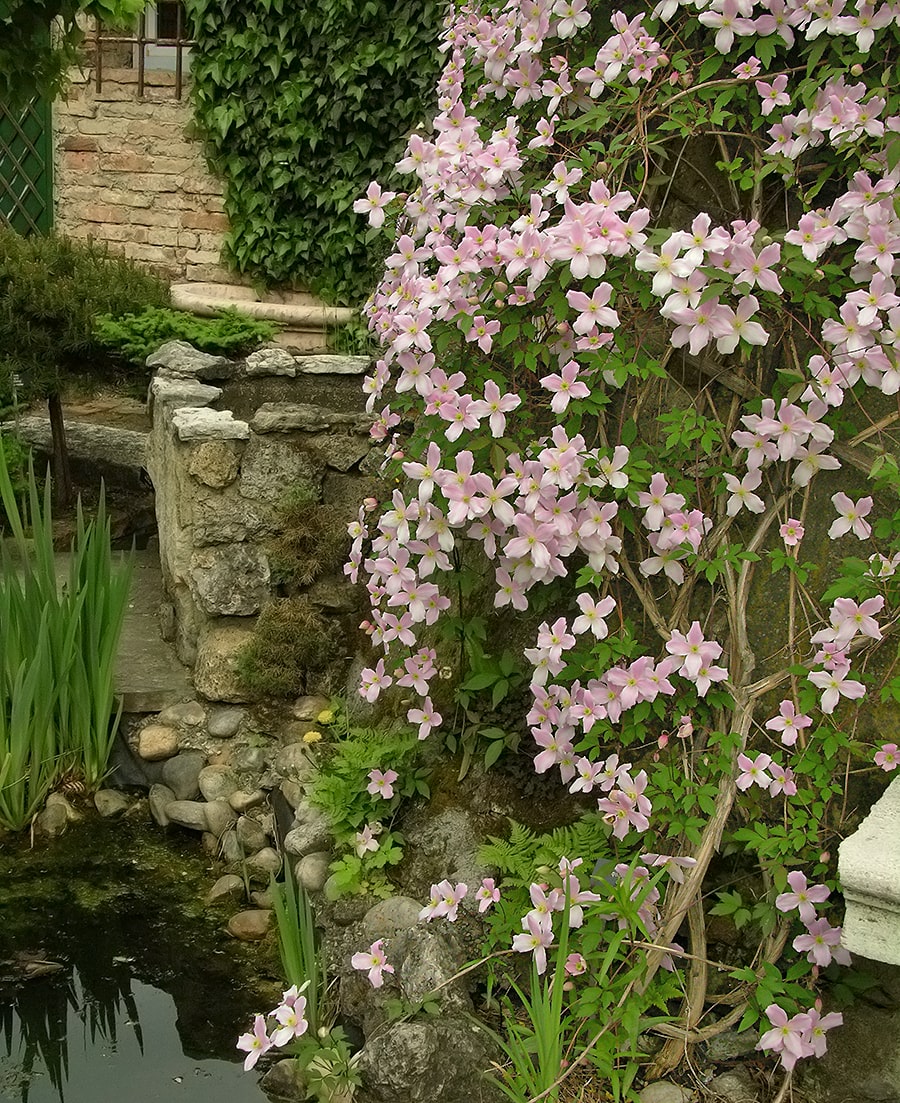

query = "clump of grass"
[0,440,132,831]
[237,597,343,698]
[267,495,350,590]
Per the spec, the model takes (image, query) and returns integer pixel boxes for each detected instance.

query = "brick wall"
[53,68,232,282]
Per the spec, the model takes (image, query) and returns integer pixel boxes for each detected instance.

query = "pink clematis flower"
[765,700,813,747]
[476,877,501,913]
[512,911,554,974]
[564,952,588,976]
[828,493,873,540]
[353,181,397,228]
[875,743,899,771]
[757,1004,815,1071]
[367,768,399,800]
[540,360,591,413]
[271,996,309,1047]
[351,940,395,988]
[736,752,772,791]
[776,870,830,925]
[780,518,805,546]
[794,919,851,968]
[237,1014,273,1071]
[407,697,442,740]
[808,664,866,714]
[354,824,380,858]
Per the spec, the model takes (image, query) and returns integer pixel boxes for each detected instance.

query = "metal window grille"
[92,4,195,100]
[0,97,53,235]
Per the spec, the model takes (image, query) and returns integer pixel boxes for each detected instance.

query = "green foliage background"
[0,0,145,104]
[185,0,443,305]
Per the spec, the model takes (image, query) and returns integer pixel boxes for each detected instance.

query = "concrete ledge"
[839,775,900,965]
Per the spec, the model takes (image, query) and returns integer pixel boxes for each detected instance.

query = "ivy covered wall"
[185,0,443,305]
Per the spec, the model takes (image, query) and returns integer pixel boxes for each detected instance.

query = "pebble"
[706,1069,759,1103]
[229,788,265,813]
[296,852,330,892]
[165,800,209,832]
[363,896,424,939]
[221,828,243,864]
[291,695,330,722]
[227,909,272,941]
[639,1084,694,1103]
[149,783,176,827]
[161,752,206,801]
[207,707,244,738]
[274,743,315,780]
[205,799,238,839]
[36,801,70,837]
[94,789,131,818]
[158,701,206,727]
[236,815,270,855]
[198,765,240,803]
[207,874,246,905]
[246,847,282,880]
[137,724,179,761]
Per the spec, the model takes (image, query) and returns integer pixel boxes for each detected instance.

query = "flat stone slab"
[39,549,193,713]
[4,416,148,472]
[839,775,900,965]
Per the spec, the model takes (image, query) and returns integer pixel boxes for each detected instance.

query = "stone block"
[304,432,372,472]
[189,545,270,616]
[295,355,369,375]
[172,407,250,442]
[147,340,232,380]
[839,775,900,965]
[307,574,358,612]
[250,402,372,434]
[149,375,222,415]
[244,347,297,377]
[193,619,256,703]
[239,435,322,504]
[323,473,384,514]
[188,440,242,488]
[191,494,273,546]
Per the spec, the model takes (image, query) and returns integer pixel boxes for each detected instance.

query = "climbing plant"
[0,0,146,104]
[185,0,444,305]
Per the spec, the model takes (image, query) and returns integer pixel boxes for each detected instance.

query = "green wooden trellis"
[0,97,53,235]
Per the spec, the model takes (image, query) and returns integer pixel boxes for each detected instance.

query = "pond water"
[0,818,278,1103]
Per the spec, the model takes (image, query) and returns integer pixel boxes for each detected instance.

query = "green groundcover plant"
[93,306,278,365]
[241,0,900,1098]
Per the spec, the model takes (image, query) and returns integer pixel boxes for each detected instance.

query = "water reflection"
[0,961,265,1103]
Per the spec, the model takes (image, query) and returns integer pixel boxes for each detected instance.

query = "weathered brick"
[61,134,98,152]
[146,227,180,247]
[75,117,120,135]
[63,151,99,172]
[80,203,128,224]
[180,210,229,232]
[106,152,155,172]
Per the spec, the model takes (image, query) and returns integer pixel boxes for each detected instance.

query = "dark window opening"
[156,1,186,41]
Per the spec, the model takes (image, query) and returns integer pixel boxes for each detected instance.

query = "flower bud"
[851,63,863,76]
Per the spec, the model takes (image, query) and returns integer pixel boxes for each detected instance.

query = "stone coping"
[171,282,358,328]
[838,775,900,965]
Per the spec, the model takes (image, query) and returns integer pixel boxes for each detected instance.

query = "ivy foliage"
[185,0,443,305]
[0,0,145,104]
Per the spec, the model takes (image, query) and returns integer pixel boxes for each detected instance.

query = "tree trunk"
[47,392,73,508]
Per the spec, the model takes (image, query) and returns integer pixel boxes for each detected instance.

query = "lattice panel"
[0,97,52,235]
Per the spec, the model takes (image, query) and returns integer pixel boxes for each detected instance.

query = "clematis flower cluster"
[345,0,900,1077]
[776,871,851,969]
[237,985,309,1071]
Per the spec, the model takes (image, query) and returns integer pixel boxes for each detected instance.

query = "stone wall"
[53,69,231,282]
[146,341,382,703]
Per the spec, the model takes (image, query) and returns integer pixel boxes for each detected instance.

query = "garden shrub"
[0,228,169,500]
[331,0,900,1095]
[93,306,278,365]
[185,0,444,304]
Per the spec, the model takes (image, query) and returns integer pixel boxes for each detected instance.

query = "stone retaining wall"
[54,69,230,282]
[146,341,382,703]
